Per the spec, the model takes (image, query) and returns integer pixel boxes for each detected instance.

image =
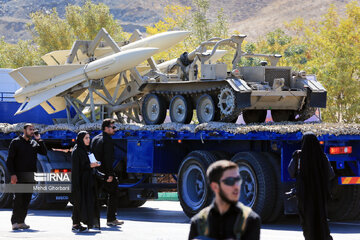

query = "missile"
[139,49,228,75]
[10,47,159,115]
[41,31,190,66]
[121,31,190,52]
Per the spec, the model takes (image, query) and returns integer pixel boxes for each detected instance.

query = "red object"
[329,146,352,155]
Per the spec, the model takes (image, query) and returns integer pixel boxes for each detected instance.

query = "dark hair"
[206,160,239,184]
[102,118,115,131]
[24,123,34,130]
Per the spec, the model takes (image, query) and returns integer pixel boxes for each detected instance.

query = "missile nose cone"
[156,30,190,43]
[121,30,190,53]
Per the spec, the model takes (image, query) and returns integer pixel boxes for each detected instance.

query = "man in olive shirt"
[189,160,261,240]
[6,123,47,230]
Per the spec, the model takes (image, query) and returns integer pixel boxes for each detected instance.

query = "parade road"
[0,201,359,240]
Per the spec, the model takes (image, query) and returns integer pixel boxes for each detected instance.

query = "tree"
[286,1,360,123]
[244,29,308,70]
[28,0,127,55]
[0,38,43,68]
[66,1,127,41]
[146,2,232,65]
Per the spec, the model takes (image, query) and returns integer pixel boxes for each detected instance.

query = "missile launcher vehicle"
[10,29,326,125]
[140,35,327,125]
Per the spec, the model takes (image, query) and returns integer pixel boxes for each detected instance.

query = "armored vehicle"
[140,35,327,124]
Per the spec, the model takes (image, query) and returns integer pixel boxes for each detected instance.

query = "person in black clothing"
[91,118,123,226]
[189,160,261,240]
[288,132,335,240]
[6,123,47,230]
[71,131,101,232]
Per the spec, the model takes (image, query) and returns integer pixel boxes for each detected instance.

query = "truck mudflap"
[339,177,360,185]
[305,75,327,108]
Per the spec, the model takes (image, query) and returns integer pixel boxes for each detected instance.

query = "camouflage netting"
[1,121,360,136]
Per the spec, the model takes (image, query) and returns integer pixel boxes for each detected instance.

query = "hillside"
[0,0,353,43]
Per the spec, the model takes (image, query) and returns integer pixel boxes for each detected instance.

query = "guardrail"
[0,92,15,102]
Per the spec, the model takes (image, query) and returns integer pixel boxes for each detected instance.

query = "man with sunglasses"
[91,118,124,226]
[189,160,261,240]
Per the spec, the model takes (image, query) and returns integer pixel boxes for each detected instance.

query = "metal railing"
[0,92,15,102]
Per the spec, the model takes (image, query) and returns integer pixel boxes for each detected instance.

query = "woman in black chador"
[288,132,335,240]
[71,131,100,232]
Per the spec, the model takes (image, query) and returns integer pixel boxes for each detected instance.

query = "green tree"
[28,0,126,55]
[66,1,127,41]
[248,28,308,70]
[0,38,43,68]
[287,1,360,123]
[146,2,232,65]
[28,9,73,54]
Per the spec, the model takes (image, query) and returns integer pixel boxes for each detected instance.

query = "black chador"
[289,132,334,240]
[71,131,100,228]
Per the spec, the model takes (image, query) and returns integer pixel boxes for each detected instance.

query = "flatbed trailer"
[1,122,360,222]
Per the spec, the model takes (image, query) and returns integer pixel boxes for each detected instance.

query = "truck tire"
[117,192,147,208]
[29,160,68,210]
[169,95,193,124]
[178,151,216,218]
[0,158,13,208]
[210,151,232,161]
[328,185,360,220]
[130,200,147,208]
[231,152,276,222]
[142,93,167,125]
[29,161,47,209]
[262,152,284,222]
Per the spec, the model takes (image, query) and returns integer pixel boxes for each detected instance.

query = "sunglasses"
[109,126,116,129]
[221,176,242,186]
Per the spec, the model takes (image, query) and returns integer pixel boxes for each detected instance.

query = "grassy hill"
[0,0,352,43]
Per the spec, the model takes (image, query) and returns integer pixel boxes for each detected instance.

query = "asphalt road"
[0,201,359,240]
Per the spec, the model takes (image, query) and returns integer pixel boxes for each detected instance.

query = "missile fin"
[10,65,83,87]
[41,50,70,65]
[40,96,67,114]
[15,78,85,115]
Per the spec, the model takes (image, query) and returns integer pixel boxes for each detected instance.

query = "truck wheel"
[210,151,232,161]
[231,152,276,222]
[178,151,216,217]
[0,159,13,208]
[242,110,267,124]
[29,184,47,209]
[328,185,360,220]
[130,200,147,208]
[29,161,68,210]
[196,94,218,123]
[169,95,193,124]
[142,93,167,125]
[117,193,147,208]
[262,152,284,222]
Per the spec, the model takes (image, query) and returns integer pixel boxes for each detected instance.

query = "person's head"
[207,160,241,205]
[76,131,90,149]
[102,118,116,135]
[23,123,35,139]
[300,131,326,176]
[301,132,321,151]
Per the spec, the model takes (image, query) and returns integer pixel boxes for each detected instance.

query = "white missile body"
[11,47,159,115]
[41,31,190,66]
[139,49,228,75]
